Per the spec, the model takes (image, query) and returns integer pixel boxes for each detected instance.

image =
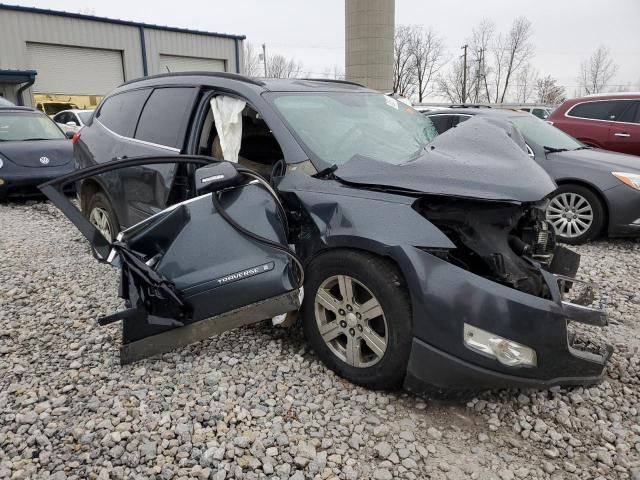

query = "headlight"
[463,323,537,367]
[612,172,640,190]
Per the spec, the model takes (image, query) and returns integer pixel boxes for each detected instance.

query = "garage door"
[159,54,226,73]
[27,43,124,95]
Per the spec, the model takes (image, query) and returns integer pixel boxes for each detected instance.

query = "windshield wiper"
[20,138,53,141]
[543,146,568,153]
[573,146,592,151]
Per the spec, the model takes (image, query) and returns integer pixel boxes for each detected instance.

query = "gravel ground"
[1,201,639,480]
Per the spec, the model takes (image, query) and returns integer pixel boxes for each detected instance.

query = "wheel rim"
[546,192,593,238]
[89,207,113,243]
[314,275,388,368]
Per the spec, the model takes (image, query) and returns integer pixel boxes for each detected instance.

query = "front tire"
[546,184,604,245]
[302,250,412,390]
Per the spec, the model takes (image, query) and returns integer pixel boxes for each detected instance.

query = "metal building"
[345,0,394,92]
[0,4,245,112]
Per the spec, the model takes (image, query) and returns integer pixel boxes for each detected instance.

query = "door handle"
[614,132,630,138]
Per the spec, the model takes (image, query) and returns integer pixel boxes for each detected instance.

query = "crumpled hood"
[335,116,557,202]
[0,139,73,167]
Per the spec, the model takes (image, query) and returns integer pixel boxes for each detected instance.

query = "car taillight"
[71,132,81,145]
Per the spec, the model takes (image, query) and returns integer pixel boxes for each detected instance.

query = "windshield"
[271,92,438,166]
[40,103,78,115]
[77,111,93,124]
[0,113,65,141]
[510,115,581,151]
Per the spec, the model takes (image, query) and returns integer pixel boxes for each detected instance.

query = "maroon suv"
[549,93,640,156]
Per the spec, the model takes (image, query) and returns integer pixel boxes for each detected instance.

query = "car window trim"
[565,98,639,125]
[95,118,180,152]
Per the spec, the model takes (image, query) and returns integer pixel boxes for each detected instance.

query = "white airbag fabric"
[209,96,246,163]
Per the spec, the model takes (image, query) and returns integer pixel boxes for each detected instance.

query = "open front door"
[40,156,301,364]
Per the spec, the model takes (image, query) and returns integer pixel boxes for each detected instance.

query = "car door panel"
[607,102,640,156]
[38,156,300,364]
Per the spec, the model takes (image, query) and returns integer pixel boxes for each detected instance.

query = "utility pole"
[461,44,468,103]
[262,43,267,77]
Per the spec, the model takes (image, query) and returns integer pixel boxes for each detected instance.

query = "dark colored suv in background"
[548,93,640,156]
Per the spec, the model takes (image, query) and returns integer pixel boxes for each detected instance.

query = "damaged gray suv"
[41,73,612,394]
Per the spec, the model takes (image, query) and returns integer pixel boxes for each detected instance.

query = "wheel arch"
[552,178,610,233]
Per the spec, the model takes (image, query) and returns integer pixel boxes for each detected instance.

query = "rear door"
[607,100,640,156]
[563,100,624,148]
[39,156,301,364]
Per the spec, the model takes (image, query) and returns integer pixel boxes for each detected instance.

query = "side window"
[532,108,547,119]
[53,112,66,123]
[428,115,452,134]
[134,87,197,149]
[96,88,151,137]
[451,115,471,127]
[618,101,640,124]
[567,100,624,121]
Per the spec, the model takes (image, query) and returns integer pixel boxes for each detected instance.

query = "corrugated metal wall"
[0,8,241,105]
[144,29,238,75]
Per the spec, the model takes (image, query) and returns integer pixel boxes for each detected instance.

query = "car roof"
[424,107,528,118]
[117,72,374,94]
[55,109,93,114]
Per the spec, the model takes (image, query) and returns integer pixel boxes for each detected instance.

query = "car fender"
[278,172,455,260]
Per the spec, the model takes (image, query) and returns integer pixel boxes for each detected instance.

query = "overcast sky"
[13,0,640,97]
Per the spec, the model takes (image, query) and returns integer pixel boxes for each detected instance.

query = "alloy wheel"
[546,192,593,239]
[89,207,113,243]
[314,275,388,368]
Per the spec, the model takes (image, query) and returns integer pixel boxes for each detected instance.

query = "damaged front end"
[403,195,612,392]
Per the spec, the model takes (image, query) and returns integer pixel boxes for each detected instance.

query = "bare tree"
[493,17,534,102]
[393,25,416,98]
[514,64,537,103]
[436,57,468,103]
[409,27,446,102]
[468,19,495,103]
[243,42,262,77]
[578,45,618,94]
[266,54,303,78]
[535,75,566,105]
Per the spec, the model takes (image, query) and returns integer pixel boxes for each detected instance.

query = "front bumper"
[605,184,640,237]
[393,248,612,393]
[0,165,75,199]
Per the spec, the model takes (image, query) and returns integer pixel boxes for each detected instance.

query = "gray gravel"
[1,201,639,479]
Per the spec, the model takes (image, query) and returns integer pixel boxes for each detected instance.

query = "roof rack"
[448,104,492,109]
[120,71,266,88]
[301,78,366,88]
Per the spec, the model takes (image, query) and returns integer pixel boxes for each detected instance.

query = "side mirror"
[65,131,75,139]
[66,121,78,127]
[194,162,242,195]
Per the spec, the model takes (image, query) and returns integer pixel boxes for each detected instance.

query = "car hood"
[334,116,557,202]
[0,139,73,167]
[548,147,640,172]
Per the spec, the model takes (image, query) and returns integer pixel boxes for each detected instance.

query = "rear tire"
[302,250,412,390]
[546,184,604,245]
[86,191,118,243]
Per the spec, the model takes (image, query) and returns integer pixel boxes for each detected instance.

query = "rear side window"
[134,87,197,149]
[567,100,628,121]
[451,115,471,127]
[428,115,452,134]
[618,101,640,124]
[96,88,151,137]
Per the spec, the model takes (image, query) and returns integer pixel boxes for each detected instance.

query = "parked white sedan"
[53,109,94,133]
